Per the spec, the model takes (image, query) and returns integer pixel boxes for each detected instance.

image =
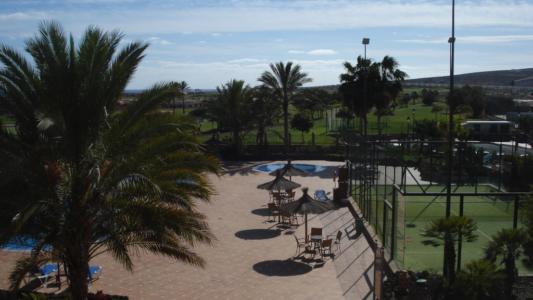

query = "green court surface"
[369,184,526,273]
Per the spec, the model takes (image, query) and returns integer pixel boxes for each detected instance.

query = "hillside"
[406,68,533,87]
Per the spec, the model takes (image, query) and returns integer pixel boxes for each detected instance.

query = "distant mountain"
[406,68,533,87]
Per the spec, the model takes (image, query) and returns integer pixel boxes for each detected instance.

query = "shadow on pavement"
[253,259,313,276]
[234,229,282,240]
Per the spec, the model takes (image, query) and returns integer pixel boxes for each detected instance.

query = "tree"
[290,112,314,143]
[431,105,443,120]
[258,61,312,155]
[338,57,372,135]
[372,56,408,140]
[250,86,282,145]
[0,22,222,299]
[411,91,419,105]
[335,107,355,128]
[483,228,528,298]
[177,81,191,114]
[207,79,253,151]
[420,216,478,284]
[451,259,505,300]
[400,93,411,108]
[422,89,438,105]
[467,86,486,118]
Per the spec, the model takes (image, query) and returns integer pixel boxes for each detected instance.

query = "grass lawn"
[387,184,527,273]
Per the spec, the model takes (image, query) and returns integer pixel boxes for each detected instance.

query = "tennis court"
[390,184,526,272]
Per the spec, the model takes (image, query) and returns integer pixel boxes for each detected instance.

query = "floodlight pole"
[363,38,370,140]
[444,0,455,280]
[446,0,455,219]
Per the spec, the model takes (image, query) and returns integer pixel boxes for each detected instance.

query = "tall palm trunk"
[283,98,289,155]
[376,114,382,140]
[66,246,90,300]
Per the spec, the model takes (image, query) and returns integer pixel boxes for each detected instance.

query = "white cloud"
[289,50,305,54]
[228,58,265,63]
[198,41,206,44]
[307,49,337,55]
[275,39,283,42]
[396,35,533,44]
[160,40,172,45]
[212,33,220,36]
[147,37,160,41]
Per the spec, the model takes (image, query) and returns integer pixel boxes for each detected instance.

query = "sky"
[1,0,532,90]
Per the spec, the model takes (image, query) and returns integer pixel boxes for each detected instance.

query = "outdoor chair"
[87,266,102,288]
[272,192,282,205]
[327,231,342,251]
[289,191,296,201]
[319,239,333,258]
[24,264,60,288]
[293,235,310,257]
[314,190,331,201]
[267,203,280,221]
[268,190,274,202]
[309,227,323,249]
[281,211,298,227]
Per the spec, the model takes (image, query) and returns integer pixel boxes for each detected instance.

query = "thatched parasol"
[203,134,225,145]
[279,187,334,242]
[268,159,309,181]
[257,170,302,191]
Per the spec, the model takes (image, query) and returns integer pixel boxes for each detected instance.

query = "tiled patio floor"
[0,160,377,299]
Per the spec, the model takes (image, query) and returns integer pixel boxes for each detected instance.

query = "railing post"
[312,132,316,145]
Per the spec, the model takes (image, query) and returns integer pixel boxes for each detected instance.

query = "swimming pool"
[254,164,326,173]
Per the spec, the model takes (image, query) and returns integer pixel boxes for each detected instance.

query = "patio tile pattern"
[0,160,377,299]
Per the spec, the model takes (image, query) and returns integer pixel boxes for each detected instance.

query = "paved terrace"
[0,160,377,300]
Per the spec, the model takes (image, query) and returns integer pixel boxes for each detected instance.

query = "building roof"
[464,121,511,124]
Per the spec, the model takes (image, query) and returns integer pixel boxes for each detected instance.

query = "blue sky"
[1,0,532,90]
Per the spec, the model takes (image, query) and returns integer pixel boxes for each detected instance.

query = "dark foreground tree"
[0,21,222,299]
[258,61,312,154]
[451,259,505,300]
[420,216,478,284]
[483,228,528,298]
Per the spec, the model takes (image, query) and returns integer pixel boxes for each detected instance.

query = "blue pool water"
[254,164,326,173]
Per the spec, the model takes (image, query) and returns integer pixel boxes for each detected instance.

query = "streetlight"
[406,117,410,141]
[412,109,416,140]
[363,38,370,140]
[515,122,519,153]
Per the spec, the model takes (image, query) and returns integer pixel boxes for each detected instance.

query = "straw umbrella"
[257,170,302,192]
[257,170,302,222]
[279,188,334,242]
[268,159,309,181]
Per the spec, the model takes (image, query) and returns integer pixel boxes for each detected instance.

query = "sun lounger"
[314,190,331,201]
[87,266,103,288]
[24,264,59,288]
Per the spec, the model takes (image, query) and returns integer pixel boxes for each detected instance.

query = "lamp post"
[362,38,370,140]
[412,109,416,141]
[406,117,410,141]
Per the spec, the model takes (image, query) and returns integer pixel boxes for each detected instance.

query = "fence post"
[264,131,268,144]
[336,132,340,146]
[312,132,315,145]
[216,131,220,140]
[288,132,292,146]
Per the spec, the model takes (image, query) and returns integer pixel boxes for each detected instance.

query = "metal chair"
[319,239,333,258]
[327,231,342,251]
[267,203,280,221]
[294,234,310,257]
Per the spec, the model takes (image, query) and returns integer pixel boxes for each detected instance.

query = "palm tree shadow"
[234,229,282,240]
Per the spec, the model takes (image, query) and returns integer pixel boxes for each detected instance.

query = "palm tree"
[0,21,222,299]
[250,86,282,145]
[373,56,408,140]
[431,105,443,121]
[258,61,312,155]
[420,216,478,284]
[207,79,253,151]
[177,81,191,115]
[483,228,528,298]
[452,259,505,300]
[338,56,371,135]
